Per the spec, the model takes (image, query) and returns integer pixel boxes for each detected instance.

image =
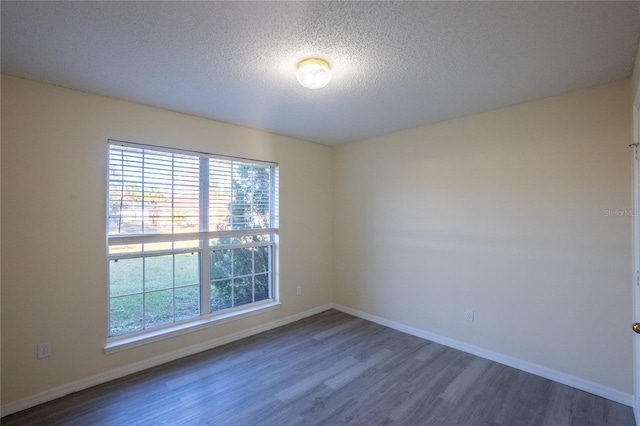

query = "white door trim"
[632,87,640,424]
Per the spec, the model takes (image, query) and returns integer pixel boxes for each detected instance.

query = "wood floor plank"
[312,318,364,341]
[438,356,493,403]
[2,310,635,426]
[275,356,358,403]
[297,367,392,422]
[415,340,449,362]
[324,348,394,390]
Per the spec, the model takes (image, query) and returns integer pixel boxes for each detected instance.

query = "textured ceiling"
[2,1,640,145]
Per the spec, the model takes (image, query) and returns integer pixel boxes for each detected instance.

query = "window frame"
[105,140,279,353]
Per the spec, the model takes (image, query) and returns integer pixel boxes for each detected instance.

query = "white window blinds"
[108,143,277,239]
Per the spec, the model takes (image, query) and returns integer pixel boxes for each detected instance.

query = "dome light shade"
[296,58,331,89]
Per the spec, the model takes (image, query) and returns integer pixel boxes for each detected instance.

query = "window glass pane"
[254,273,270,302]
[211,279,232,311]
[145,289,174,328]
[233,248,253,276]
[172,153,200,233]
[117,213,142,235]
[209,159,232,231]
[143,242,173,252]
[109,244,143,255]
[175,253,199,286]
[144,255,173,291]
[174,240,199,250]
[209,160,273,231]
[109,254,201,336]
[230,234,271,245]
[210,237,231,247]
[175,285,200,321]
[254,246,269,274]
[110,258,143,297]
[110,295,143,336]
[233,277,253,306]
[108,147,149,235]
[230,236,250,245]
[173,209,199,232]
[109,146,201,236]
[211,249,232,279]
[231,163,272,230]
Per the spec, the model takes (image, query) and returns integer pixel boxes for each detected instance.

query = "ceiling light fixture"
[296,58,331,89]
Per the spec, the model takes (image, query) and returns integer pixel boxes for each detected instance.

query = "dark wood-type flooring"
[2,309,635,425]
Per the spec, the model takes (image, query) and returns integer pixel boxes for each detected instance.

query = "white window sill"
[104,300,281,354]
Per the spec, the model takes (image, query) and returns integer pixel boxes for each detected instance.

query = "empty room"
[2,1,640,425]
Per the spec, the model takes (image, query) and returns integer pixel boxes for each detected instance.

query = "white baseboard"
[330,303,634,407]
[1,303,333,417]
[634,395,640,425]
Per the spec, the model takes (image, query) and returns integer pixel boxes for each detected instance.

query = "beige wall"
[633,25,640,104]
[334,80,633,393]
[0,75,334,404]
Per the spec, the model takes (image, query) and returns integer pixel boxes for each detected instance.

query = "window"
[107,141,278,339]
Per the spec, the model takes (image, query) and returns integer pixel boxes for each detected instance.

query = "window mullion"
[231,249,235,308]
[252,248,255,303]
[230,161,234,230]
[269,239,274,299]
[141,150,146,235]
[200,158,211,316]
[172,254,176,323]
[142,257,147,330]
[270,168,277,228]
[171,156,175,234]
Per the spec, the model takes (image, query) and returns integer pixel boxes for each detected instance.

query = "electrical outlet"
[296,286,302,296]
[37,342,51,359]
[465,309,474,322]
